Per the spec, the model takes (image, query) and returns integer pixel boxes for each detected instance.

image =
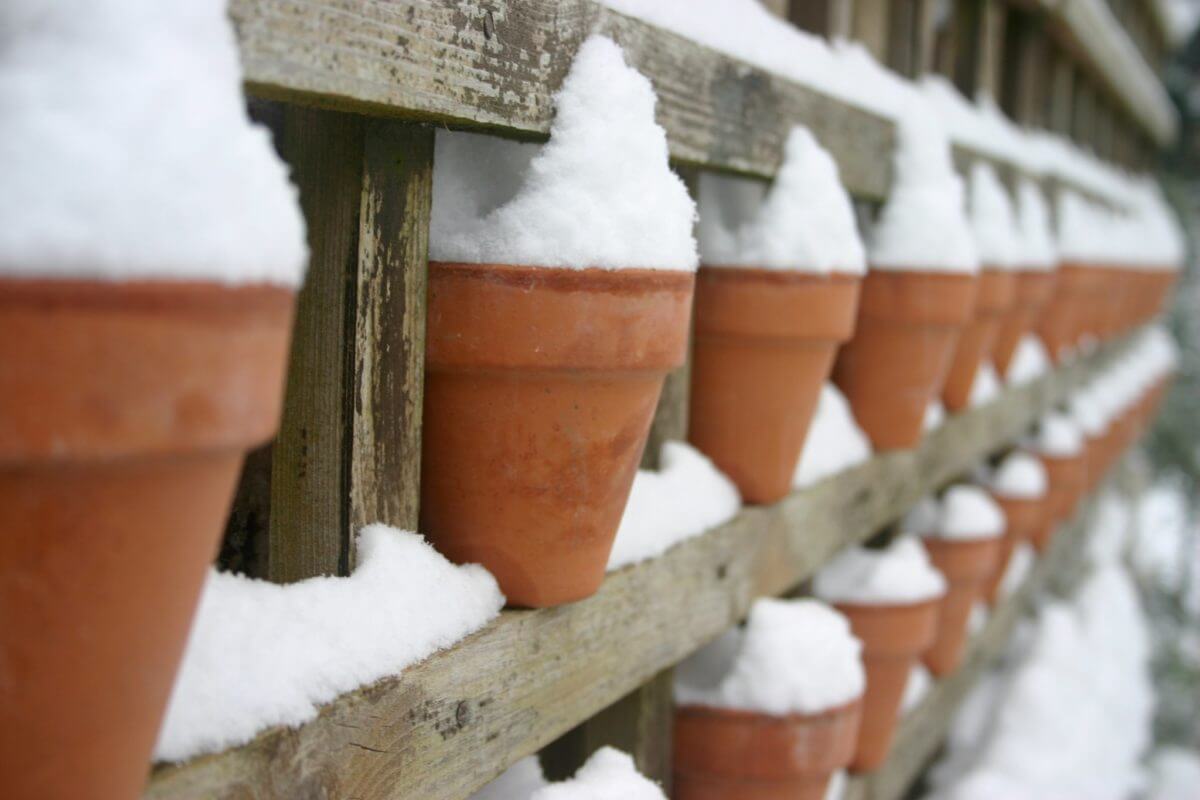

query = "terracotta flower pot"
[1037,453,1087,551]
[421,262,693,607]
[1037,264,1106,362]
[993,271,1055,377]
[941,269,1016,411]
[673,701,863,799]
[921,537,1002,675]
[982,494,1046,604]
[0,278,295,800]
[687,268,860,504]
[834,599,940,771]
[832,271,977,451]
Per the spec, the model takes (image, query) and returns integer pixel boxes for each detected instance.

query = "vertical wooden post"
[790,0,854,39]
[852,0,893,62]
[1048,52,1075,136]
[975,0,1007,98]
[951,0,985,95]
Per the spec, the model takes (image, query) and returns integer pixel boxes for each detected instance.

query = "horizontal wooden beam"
[145,334,1136,800]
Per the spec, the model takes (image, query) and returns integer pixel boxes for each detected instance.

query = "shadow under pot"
[0,278,296,800]
[921,537,1002,676]
[673,700,862,800]
[983,493,1048,604]
[834,598,940,772]
[687,268,861,504]
[992,271,1055,381]
[421,262,694,608]
[941,268,1016,411]
[831,270,978,451]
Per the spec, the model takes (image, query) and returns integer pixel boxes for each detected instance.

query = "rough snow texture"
[932,485,1006,540]
[470,757,549,800]
[967,163,1018,268]
[869,109,979,273]
[1056,186,1186,270]
[1131,483,1194,593]
[1146,748,1200,800]
[1005,336,1051,385]
[1069,326,1180,439]
[607,442,741,570]
[814,536,947,605]
[969,363,1001,407]
[793,383,873,488]
[675,598,865,715]
[429,36,696,271]
[902,664,933,713]
[531,748,666,800]
[697,127,865,273]
[1034,412,1085,457]
[991,452,1048,499]
[0,0,307,284]
[155,527,504,761]
[1013,179,1057,270]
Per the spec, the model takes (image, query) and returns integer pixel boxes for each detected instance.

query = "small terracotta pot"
[941,269,1016,411]
[1037,452,1088,551]
[1037,264,1106,361]
[421,262,693,607]
[673,701,863,799]
[832,271,977,451]
[921,537,1002,675]
[993,271,1056,377]
[0,278,295,800]
[835,599,940,771]
[687,268,860,504]
[982,493,1046,604]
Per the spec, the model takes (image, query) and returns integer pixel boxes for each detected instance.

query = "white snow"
[470,757,549,800]
[532,747,666,800]
[1069,388,1110,438]
[933,485,1006,541]
[967,163,1018,268]
[1145,748,1200,800]
[675,598,865,715]
[902,496,942,536]
[869,109,979,273]
[925,401,947,431]
[1004,336,1050,385]
[1085,492,1132,567]
[969,363,1001,407]
[998,543,1036,600]
[1012,179,1057,270]
[990,452,1048,499]
[967,601,990,636]
[792,383,874,489]
[1056,186,1186,270]
[902,664,933,713]
[814,536,947,605]
[155,526,505,761]
[1131,483,1195,593]
[429,36,697,271]
[607,442,741,571]
[1034,412,1085,458]
[0,0,307,284]
[697,127,865,273]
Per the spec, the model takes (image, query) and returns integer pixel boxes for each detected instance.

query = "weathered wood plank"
[229,0,894,199]
[349,121,434,543]
[145,333,1138,800]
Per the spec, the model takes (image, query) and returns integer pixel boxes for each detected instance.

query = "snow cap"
[968,162,1018,268]
[675,598,865,715]
[1013,178,1057,270]
[935,485,1006,540]
[793,383,873,488]
[991,452,1049,499]
[814,536,947,604]
[531,748,666,800]
[698,126,865,273]
[430,36,697,271]
[0,0,308,284]
[1035,412,1084,457]
[901,495,942,535]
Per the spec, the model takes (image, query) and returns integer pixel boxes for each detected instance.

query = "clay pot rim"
[833,596,943,613]
[700,265,863,285]
[428,260,694,293]
[675,697,863,723]
[0,277,295,313]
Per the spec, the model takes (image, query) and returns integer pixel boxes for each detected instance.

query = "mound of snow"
[532,748,665,800]
[793,383,873,488]
[991,452,1048,499]
[1005,336,1050,384]
[1145,748,1200,800]
[814,536,947,605]
[969,363,1001,407]
[902,495,942,536]
[1034,412,1084,457]
[998,543,1036,600]
[155,526,504,761]
[967,163,1018,268]
[430,36,696,271]
[0,0,307,284]
[675,598,865,715]
[935,485,1006,540]
[608,442,741,570]
[470,757,549,800]
[1012,179,1056,270]
[901,664,933,713]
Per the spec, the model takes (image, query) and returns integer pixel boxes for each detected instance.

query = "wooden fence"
[147,1,1177,797]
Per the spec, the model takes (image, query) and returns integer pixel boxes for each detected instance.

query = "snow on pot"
[1039,193,1111,359]
[0,3,307,798]
[792,383,873,490]
[1070,389,1111,493]
[689,127,864,503]
[814,536,946,771]
[471,748,665,800]
[993,180,1057,377]
[673,599,865,800]
[983,453,1049,604]
[914,487,1005,675]
[942,163,1017,411]
[423,37,697,607]
[1033,413,1087,551]
[833,110,979,449]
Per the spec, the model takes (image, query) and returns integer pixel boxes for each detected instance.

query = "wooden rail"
[146,335,1134,800]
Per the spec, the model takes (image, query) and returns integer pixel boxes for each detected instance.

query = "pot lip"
[921,534,1004,550]
[699,265,863,285]
[675,697,863,723]
[833,595,942,614]
[429,260,695,293]
[0,277,295,313]
[863,268,978,285]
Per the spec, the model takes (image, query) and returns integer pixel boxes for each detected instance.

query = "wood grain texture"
[145,332,1140,800]
[228,0,895,198]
